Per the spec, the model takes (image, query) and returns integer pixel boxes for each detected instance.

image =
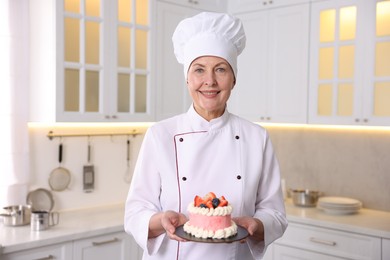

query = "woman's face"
[187,56,235,121]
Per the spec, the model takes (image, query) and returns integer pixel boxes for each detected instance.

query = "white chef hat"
[172,12,246,79]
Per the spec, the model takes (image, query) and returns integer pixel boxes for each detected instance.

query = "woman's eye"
[216,67,226,73]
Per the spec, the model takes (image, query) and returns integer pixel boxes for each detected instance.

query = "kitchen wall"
[267,125,390,212]
[28,124,390,212]
[28,124,150,211]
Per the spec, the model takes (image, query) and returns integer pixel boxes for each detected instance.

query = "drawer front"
[1,242,73,260]
[273,244,344,260]
[276,222,381,260]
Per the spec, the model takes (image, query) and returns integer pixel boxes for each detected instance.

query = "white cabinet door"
[383,238,390,260]
[229,11,268,121]
[73,232,142,260]
[273,244,344,260]
[228,0,309,14]
[30,0,154,122]
[1,242,73,260]
[230,3,309,123]
[158,0,226,12]
[155,2,200,120]
[308,0,390,126]
[276,222,381,260]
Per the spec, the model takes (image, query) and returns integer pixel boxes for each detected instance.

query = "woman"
[124,12,287,260]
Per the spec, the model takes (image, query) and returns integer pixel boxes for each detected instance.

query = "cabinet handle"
[105,115,118,119]
[309,237,337,246]
[92,237,119,246]
[33,255,54,260]
[363,118,368,123]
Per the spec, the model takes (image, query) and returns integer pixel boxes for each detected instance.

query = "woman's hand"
[149,210,188,242]
[233,216,264,242]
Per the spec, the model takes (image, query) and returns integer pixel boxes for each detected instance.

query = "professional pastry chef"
[124,12,287,260]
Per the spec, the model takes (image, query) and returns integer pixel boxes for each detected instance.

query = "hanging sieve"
[49,142,71,191]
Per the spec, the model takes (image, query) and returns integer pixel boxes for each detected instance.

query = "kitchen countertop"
[1,200,390,255]
[284,199,390,239]
[0,203,126,255]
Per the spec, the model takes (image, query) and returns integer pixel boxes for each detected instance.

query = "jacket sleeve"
[124,128,166,255]
[247,130,288,259]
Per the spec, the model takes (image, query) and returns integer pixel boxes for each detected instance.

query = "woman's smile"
[199,90,221,97]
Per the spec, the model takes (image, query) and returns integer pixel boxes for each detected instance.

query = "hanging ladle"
[124,138,132,183]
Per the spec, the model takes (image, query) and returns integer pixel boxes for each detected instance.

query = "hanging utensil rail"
[47,129,141,140]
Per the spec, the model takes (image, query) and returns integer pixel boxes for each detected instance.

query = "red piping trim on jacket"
[173,130,207,260]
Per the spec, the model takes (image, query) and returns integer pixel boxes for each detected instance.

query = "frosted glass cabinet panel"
[309,0,390,126]
[371,1,390,119]
[317,4,356,118]
[58,0,153,122]
[85,21,100,65]
[116,0,149,116]
[65,18,80,62]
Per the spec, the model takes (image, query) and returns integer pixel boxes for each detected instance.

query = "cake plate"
[175,225,249,243]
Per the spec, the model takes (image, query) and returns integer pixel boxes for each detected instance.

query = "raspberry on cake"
[183,192,238,239]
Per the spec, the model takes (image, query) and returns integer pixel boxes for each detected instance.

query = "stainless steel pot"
[291,189,321,207]
[0,205,31,226]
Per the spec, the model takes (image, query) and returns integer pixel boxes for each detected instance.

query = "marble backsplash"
[27,124,390,212]
[266,125,390,212]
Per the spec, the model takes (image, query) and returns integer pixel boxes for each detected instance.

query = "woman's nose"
[204,72,216,86]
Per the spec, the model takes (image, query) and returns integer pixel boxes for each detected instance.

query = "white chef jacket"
[124,106,287,260]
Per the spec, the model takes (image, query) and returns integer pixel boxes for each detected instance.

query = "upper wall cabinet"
[228,0,310,14]
[158,0,227,12]
[309,0,390,126]
[228,2,310,123]
[30,0,154,122]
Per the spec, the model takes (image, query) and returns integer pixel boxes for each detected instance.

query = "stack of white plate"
[317,196,362,215]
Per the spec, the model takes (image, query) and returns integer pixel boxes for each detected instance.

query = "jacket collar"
[186,104,230,131]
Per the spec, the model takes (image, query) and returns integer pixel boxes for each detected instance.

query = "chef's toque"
[172,12,246,79]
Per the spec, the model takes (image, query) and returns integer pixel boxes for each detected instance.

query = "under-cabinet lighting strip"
[47,129,141,140]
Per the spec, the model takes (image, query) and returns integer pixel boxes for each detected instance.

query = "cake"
[183,192,238,239]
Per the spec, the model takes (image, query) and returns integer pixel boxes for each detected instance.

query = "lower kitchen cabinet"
[1,232,142,260]
[73,232,142,260]
[273,244,344,260]
[271,222,381,260]
[383,238,390,260]
[1,242,73,260]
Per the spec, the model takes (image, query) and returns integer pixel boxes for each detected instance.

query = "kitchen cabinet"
[1,232,142,260]
[73,232,142,260]
[228,3,309,123]
[30,0,154,122]
[383,238,390,260]
[155,1,225,120]
[158,0,226,12]
[1,242,73,260]
[308,0,390,126]
[271,222,381,260]
[228,0,310,14]
[273,244,344,260]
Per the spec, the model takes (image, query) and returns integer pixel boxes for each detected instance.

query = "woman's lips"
[200,91,220,97]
